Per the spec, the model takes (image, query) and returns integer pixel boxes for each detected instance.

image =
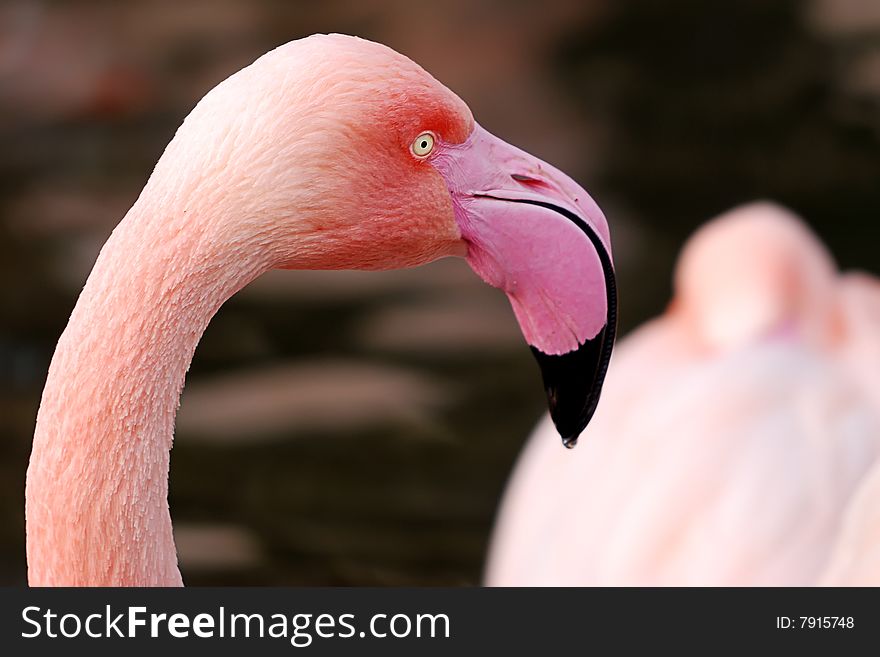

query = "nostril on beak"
[511,173,554,192]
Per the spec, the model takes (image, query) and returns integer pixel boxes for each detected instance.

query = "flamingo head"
[177,34,616,446]
[674,202,838,351]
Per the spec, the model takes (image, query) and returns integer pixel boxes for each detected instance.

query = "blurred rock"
[177,360,452,443]
[357,294,522,355]
[0,1,155,122]
[7,185,133,237]
[174,523,262,572]
[808,0,880,36]
[845,49,880,99]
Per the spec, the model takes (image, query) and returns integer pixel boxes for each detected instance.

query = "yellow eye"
[411,132,435,157]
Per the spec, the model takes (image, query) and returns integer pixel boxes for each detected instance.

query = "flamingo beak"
[434,123,617,447]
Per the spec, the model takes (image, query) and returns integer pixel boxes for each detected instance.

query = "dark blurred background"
[1,0,878,585]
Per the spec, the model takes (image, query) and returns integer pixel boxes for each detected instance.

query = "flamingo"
[486,202,880,586]
[25,34,616,586]
[820,273,880,585]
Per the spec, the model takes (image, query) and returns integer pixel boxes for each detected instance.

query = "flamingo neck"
[25,193,272,586]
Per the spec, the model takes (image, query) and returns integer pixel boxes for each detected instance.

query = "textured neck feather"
[25,187,273,585]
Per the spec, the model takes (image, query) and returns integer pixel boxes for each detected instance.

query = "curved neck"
[26,196,272,585]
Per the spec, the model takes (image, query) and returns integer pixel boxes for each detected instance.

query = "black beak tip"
[530,326,613,449]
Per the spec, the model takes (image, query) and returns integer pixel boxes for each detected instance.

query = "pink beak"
[434,123,616,447]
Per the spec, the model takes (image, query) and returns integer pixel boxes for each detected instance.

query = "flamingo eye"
[411,132,435,157]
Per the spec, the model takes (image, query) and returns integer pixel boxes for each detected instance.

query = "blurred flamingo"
[486,202,880,586]
[820,273,880,585]
[25,34,616,586]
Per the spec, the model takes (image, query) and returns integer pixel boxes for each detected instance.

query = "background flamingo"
[24,34,614,586]
[486,202,880,586]
[820,274,880,585]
